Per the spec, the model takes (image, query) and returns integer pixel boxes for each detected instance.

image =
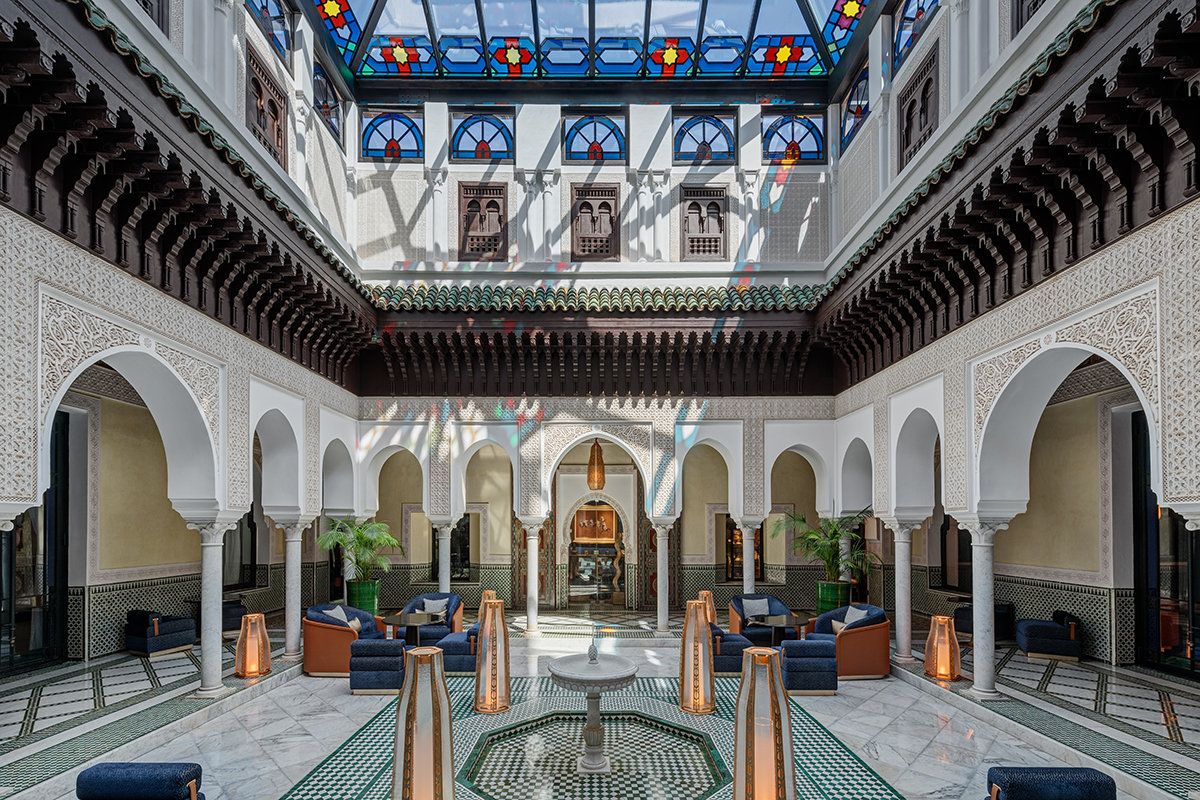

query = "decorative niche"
[570,184,620,262]
[459,183,508,261]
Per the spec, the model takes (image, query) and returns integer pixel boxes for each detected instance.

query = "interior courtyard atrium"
[3,0,1200,797]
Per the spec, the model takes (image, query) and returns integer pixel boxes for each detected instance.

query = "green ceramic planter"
[346,580,380,616]
[816,580,851,614]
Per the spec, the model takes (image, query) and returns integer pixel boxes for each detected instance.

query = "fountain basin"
[547,644,639,773]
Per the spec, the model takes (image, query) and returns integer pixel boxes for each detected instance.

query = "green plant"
[316,518,403,581]
[772,507,877,583]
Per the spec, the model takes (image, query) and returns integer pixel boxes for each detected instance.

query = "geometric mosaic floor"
[280,676,905,800]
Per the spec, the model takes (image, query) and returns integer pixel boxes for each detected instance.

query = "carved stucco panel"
[305,399,321,512]
[154,342,222,446]
[40,293,140,423]
[973,340,1042,451]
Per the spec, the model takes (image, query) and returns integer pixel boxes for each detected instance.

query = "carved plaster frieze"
[154,342,221,446]
[973,340,1042,449]
[40,293,139,423]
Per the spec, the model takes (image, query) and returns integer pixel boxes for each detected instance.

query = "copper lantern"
[393,646,455,799]
[734,647,797,800]
[924,615,962,681]
[587,438,606,491]
[698,590,717,625]
[477,589,497,624]
[679,599,716,714]
[474,598,511,714]
[234,612,271,679]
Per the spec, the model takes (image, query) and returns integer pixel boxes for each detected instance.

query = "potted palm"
[773,507,876,613]
[316,518,403,615]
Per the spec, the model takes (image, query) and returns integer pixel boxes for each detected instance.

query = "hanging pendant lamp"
[587,438,606,491]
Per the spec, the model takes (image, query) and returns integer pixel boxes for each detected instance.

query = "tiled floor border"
[3,649,301,798]
[892,659,1190,800]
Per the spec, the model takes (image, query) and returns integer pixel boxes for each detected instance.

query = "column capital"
[651,170,670,192]
[185,514,243,544]
[434,523,455,539]
[516,168,541,191]
[537,168,559,188]
[955,514,1011,545]
[518,516,549,537]
[426,167,448,189]
[876,515,926,543]
[650,518,676,539]
[1164,503,1200,530]
[736,517,766,534]
[293,94,313,127]
[272,515,318,541]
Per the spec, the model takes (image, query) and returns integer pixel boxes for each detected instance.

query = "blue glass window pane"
[703,0,755,38]
[841,65,869,149]
[895,0,939,69]
[697,36,744,74]
[488,37,538,76]
[313,64,342,140]
[358,35,438,74]
[673,114,736,163]
[594,0,645,38]
[563,115,627,161]
[312,0,368,65]
[440,35,487,73]
[248,0,291,56]
[647,37,696,77]
[362,110,425,160]
[820,0,870,64]
[748,35,824,76]
[541,38,590,76]
[762,113,825,162]
[429,0,481,36]
[480,1,536,36]
[451,113,516,160]
[595,37,644,75]
[538,1,588,39]
[649,0,702,37]
[373,0,431,36]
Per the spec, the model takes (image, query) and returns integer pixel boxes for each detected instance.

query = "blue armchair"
[984,766,1115,799]
[349,637,408,694]
[77,762,204,800]
[1015,611,1083,661]
[807,604,890,680]
[729,594,800,647]
[400,593,464,646]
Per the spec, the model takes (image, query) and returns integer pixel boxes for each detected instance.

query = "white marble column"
[653,522,674,633]
[652,171,670,261]
[291,96,311,191]
[436,523,453,593]
[275,516,316,662]
[957,515,1010,698]
[539,170,559,261]
[879,516,924,663]
[968,0,989,86]
[186,519,240,697]
[428,168,448,261]
[518,171,542,260]
[948,0,971,109]
[212,0,235,109]
[523,519,547,634]
[635,172,651,261]
[737,518,764,594]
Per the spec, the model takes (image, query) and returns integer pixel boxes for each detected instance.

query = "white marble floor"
[65,631,1129,800]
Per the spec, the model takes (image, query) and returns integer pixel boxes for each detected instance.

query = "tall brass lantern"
[587,438,606,491]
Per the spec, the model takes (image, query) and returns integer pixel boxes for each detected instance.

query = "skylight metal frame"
[315,0,878,88]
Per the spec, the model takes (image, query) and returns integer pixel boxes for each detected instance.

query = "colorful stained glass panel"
[451,112,516,160]
[895,0,939,69]
[647,37,696,77]
[841,65,869,149]
[440,35,487,74]
[748,35,824,76]
[595,38,644,76]
[762,112,825,162]
[488,37,537,76]
[358,36,438,74]
[696,36,745,75]
[541,38,590,76]
[312,0,364,65]
[821,0,869,64]
[563,114,627,162]
[361,109,425,160]
[673,113,737,163]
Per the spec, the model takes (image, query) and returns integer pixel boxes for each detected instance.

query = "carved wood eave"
[0,4,377,389]
[814,0,1200,385]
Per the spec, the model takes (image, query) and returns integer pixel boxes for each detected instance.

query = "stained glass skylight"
[309,0,874,80]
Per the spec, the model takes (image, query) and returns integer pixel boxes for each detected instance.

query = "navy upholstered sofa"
[780,639,837,695]
[400,593,464,646]
[124,610,196,658]
[221,599,247,637]
[713,629,754,673]
[349,636,407,694]
[437,631,478,672]
[953,603,1016,641]
[728,594,801,646]
[984,766,1115,799]
[1015,611,1083,661]
[77,762,204,800]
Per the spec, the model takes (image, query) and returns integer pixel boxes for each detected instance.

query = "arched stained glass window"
[762,113,825,163]
[451,113,515,161]
[673,114,736,164]
[361,110,424,160]
[841,66,869,150]
[563,115,626,162]
[246,0,291,58]
[895,0,939,69]
[313,64,342,142]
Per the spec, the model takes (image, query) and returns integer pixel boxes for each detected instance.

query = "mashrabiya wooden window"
[898,44,938,171]
[681,186,727,261]
[246,47,288,169]
[571,184,620,261]
[459,183,507,261]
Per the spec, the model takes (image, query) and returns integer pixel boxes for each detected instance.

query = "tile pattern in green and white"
[280,676,904,800]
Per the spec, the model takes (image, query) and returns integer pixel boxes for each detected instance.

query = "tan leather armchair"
[302,613,386,677]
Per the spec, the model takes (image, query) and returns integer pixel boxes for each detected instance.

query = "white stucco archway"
[544,432,651,517]
[840,437,873,513]
[893,408,940,519]
[450,423,520,520]
[322,438,355,518]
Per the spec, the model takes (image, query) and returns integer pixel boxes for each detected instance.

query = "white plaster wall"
[761,420,835,517]
[248,377,307,516]
[888,374,945,518]
[676,421,744,520]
